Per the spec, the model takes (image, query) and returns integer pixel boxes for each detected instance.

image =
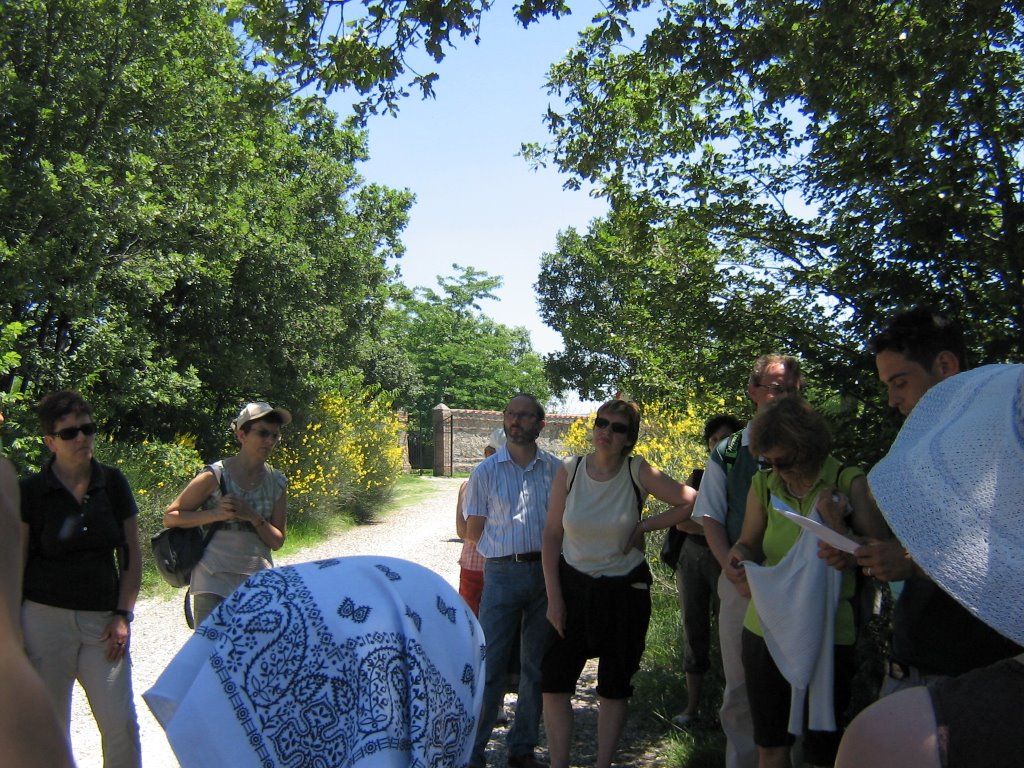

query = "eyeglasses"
[761,456,796,471]
[756,384,798,395]
[505,410,539,422]
[253,428,281,441]
[594,417,630,435]
[50,423,98,441]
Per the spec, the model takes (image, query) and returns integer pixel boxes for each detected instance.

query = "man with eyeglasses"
[464,393,561,768]
[690,354,803,768]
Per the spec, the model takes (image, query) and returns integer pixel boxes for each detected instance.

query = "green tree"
[1,0,412,453]
[396,265,555,453]
[537,207,831,408]
[528,0,1024,460]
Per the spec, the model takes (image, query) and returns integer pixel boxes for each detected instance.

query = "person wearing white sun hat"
[145,556,486,768]
[835,364,1024,768]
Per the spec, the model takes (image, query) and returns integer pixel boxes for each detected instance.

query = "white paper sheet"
[775,507,860,553]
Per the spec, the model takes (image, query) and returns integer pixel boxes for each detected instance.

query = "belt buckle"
[888,660,908,680]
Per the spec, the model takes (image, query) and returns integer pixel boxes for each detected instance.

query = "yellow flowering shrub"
[275,379,404,525]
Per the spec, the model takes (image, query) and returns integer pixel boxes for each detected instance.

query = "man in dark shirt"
[856,307,1022,694]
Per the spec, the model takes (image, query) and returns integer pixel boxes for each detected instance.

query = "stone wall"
[431,404,589,476]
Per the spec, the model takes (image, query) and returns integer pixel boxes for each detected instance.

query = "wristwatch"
[113,609,135,622]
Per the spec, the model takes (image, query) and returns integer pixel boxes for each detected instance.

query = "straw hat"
[867,364,1024,647]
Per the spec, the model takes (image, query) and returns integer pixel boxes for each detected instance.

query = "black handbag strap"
[185,464,230,629]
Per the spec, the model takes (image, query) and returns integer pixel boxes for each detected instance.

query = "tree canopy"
[391,265,554,448]
[0,0,412,452]
[530,0,1024,459]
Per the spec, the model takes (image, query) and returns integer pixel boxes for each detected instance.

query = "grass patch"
[383,473,456,511]
[628,563,727,767]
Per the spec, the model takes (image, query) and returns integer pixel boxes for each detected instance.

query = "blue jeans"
[471,559,548,767]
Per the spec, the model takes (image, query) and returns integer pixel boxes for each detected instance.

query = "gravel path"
[69,476,665,767]
[70,476,467,767]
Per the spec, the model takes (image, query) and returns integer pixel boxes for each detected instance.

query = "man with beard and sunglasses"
[464,393,561,768]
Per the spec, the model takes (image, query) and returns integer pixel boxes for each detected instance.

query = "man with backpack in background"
[690,354,804,768]
[668,414,742,729]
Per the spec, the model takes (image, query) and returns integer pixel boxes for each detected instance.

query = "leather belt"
[489,552,542,563]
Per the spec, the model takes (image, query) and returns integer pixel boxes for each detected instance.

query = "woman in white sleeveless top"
[541,399,696,768]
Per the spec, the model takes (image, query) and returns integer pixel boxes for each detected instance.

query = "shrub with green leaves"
[95,435,204,535]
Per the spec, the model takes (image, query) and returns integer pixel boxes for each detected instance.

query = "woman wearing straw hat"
[836,364,1024,768]
[164,401,290,628]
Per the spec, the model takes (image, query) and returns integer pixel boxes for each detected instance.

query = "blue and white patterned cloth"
[145,557,486,768]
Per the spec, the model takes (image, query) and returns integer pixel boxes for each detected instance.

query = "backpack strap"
[200,461,228,547]
[566,456,584,494]
[721,430,743,474]
[97,464,131,583]
[185,463,229,630]
[626,456,644,516]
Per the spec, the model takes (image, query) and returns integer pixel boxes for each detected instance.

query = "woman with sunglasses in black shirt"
[19,390,143,767]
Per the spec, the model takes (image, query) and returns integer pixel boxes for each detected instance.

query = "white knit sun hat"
[868,363,1024,647]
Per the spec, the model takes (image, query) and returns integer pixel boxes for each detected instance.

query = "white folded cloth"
[744,500,842,734]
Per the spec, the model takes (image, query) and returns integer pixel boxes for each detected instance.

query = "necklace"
[230,459,266,491]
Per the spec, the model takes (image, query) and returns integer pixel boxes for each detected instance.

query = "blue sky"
[327,2,611,360]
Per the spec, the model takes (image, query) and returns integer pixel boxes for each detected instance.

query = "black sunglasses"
[50,422,98,441]
[761,457,795,471]
[594,416,630,435]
